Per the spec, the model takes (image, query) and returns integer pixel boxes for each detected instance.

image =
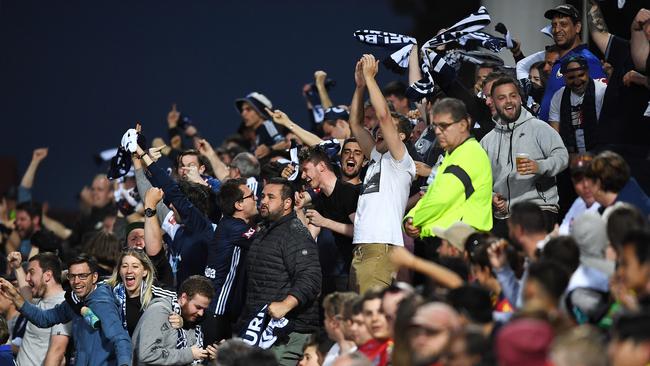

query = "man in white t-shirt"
[8,252,71,366]
[348,54,416,294]
[559,154,601,235]
[548,55,607,154]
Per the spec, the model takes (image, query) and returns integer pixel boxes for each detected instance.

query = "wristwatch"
[144,208,157,218]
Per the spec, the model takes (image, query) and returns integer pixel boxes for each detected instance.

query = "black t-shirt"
[150,250,174,290]
[599,36,650,147]
[125,295,142,336]
[313,180,360,274]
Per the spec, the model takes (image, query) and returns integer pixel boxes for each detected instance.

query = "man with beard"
[549,56,608,153]
[480,77,568,236]
[14,202,61,258]
[238,178,321,366]
[340,138,365,186]
[8,252,70,366]
[297,146,360,293]
[538,4,606,122]
[132,275,218,365]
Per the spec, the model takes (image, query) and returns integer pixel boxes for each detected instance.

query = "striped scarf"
[176,324,204,366]
[458,31,508,53]
[422,6,491,51]
[353,29,416,73]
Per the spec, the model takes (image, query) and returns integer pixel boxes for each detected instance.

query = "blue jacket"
[148,162,214,288]
[615,178,650,217]
[538,45,606,121]
[20,284,131,366]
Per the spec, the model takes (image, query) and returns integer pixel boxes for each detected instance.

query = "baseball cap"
[432,222,476,251]
[570,153,593,179]
[544,4,580,20]
[235,92,273,119]
[561,55,589,74]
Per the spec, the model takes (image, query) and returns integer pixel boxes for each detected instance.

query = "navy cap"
[235,92,273,120]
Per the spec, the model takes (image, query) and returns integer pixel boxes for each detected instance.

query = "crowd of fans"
[1,2,650,366]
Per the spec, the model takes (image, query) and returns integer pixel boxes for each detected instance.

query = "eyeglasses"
[240,193,254,202]
[431,118,464,132]
[67,272,93,281]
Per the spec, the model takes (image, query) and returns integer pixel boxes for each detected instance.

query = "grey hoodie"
[480,108,568,211]
[132,297,196,366]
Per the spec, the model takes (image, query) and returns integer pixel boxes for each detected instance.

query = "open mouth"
[345,159,357,169]
[125,275,136,288]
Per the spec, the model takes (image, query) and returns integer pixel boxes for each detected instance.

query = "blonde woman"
[106,248,181,335]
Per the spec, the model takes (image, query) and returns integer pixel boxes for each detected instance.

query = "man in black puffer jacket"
[237,178,321,366]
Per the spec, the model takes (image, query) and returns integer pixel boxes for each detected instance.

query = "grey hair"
[231,152,260,178]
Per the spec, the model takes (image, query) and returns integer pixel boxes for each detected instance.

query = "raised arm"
[315,71,334,109]
[7,252,31,300]
[266,108,323,147]
[19,148,48,203]
[587,0,612,55]
[133,155,170,224]
[408,45,422,85]
[363,54,405,161]
[143,187,165,257]
[349,60,375,158]
[196,139,229,181]
[631,8,650,71]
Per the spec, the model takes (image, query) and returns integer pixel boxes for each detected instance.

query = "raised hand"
[314,70,327,85]
[487,239,509,270]
[361,54,379,80]
[167,104,180,128]
[180,166,206,186]
[32,148,48,163]
[265,107,291,126]
[281,165,295,179]
[197,139,215,156]
[144,187,164,208]
[354,60,366,88]
[7,252,22,270]
[147,145,166,162]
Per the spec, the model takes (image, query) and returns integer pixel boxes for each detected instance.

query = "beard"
[497,104,522,124]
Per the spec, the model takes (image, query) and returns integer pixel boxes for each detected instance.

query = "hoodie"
[480,108,568,212]
[132,297,197,366]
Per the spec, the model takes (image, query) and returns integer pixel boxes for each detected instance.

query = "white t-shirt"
[16,291,71,366]
[353,146,415,246]
[548,80,607,153]
[559,197,602,236]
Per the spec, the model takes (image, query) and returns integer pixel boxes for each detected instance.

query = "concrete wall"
[482,0,563,64]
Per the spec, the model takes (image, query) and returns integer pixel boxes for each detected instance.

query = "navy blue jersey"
[148,162,216,289]
[206,216,256,317]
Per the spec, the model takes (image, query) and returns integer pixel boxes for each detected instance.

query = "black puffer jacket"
[237,211,322,334]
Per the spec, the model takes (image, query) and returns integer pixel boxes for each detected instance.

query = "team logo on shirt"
[242,227,256,239]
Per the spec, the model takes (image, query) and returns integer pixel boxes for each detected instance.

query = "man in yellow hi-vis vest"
[404,98,493,239]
